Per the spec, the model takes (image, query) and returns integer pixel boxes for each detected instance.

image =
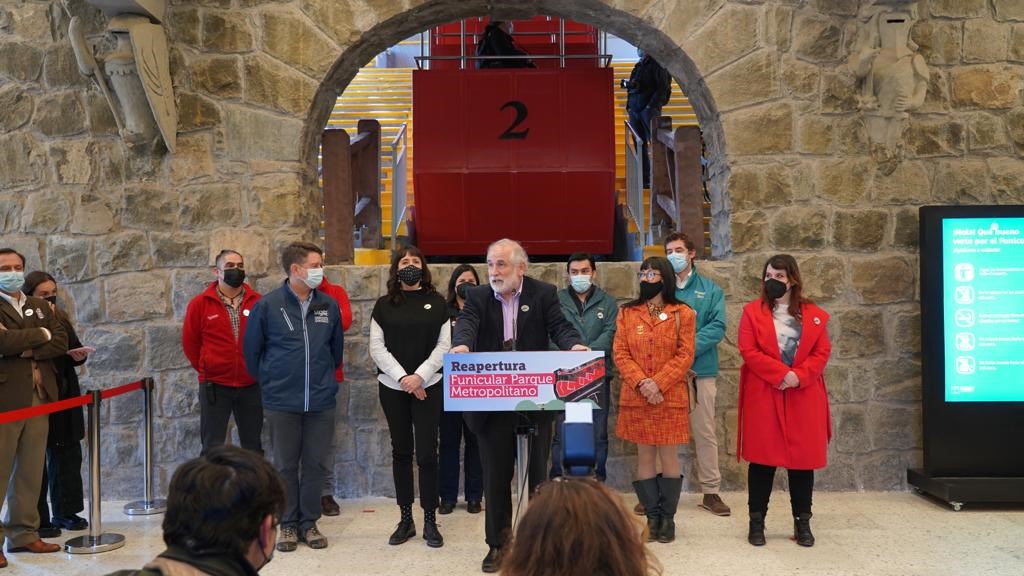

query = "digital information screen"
[943,217,1024,402]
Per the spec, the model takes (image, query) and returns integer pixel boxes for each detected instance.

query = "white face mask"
[570,274,592,294]
[302,267,323,289]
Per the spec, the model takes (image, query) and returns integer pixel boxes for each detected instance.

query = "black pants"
[747,462,814,517]
[379,383,442,510]
[265,408,335,531]
[199,382,263,455]
[439,410,482,504]
[477,411,553,548]
[36,443,85,523]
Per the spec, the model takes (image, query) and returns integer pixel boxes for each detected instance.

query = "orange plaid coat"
[613,302,696,443]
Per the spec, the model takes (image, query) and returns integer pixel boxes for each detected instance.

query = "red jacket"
[737,299,832,470]
[182,281,261,387]
[318,277,353,381]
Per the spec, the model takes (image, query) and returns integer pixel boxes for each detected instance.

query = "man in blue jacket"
[664,232,730,516]
[243,242,344,553]
[549,252,618,481]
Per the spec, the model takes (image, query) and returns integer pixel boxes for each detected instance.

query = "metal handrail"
[390,123,408,249]
[624,119,648,246]
[414,53,613,69]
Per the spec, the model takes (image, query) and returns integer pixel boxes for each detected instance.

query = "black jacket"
[452,276,581,432]
[476,23,535,68]
[50,311,86,447]
[626,55,671,113]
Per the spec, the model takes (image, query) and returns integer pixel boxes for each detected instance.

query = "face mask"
[257,524,276,571]
[222,268,245,288]
[666,253,688,273]
[639,281,663,301]
[764,278,788,300]
[44,295,57,305]
[637,47,645,59]
[0,271,24,293]
[456,282,474,300]
[570,274,592,294]
[302,267,323,290]
[397,265,423,286]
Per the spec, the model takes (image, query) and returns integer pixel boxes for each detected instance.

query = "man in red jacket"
[316,276,352,516]
[182,250,263,455]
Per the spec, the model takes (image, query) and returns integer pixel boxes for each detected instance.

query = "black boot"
[748,511,766,546]
[389,505,416,545]
[793,512,814,547]
[632,477,661,542]
[655,475,683,543]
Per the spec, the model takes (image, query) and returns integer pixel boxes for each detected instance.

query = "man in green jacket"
[550,252,618,481]
[104,445,284,576]
[665,232,730,516]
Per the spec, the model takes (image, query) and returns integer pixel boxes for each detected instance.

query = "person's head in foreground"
[501,478,663,576]
[162,445,285,571]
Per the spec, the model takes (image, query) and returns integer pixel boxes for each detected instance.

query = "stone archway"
[301,0,735,258]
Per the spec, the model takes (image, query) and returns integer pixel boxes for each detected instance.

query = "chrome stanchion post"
[125,377,166,515]
[66,390,126,554]
[512,423,535,531]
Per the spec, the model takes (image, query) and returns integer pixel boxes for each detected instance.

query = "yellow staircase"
[325,61,704,257]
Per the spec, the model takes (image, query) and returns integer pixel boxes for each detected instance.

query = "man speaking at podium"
[450,239,587,573]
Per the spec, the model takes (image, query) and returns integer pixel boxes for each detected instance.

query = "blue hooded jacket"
[243,280,344,413]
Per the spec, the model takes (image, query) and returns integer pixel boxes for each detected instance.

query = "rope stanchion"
[65,389,126,554]
[0,393,92,425]
[125,377,167,515]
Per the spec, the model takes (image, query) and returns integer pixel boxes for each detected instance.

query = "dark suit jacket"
[452,276,582,432]
[0,295,69,413]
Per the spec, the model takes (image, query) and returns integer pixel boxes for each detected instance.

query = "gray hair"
[487,238,529,267]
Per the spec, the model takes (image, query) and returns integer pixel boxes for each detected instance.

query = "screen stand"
[908,469,1024,510]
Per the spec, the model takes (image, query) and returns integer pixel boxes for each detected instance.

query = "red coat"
[318,277,353,381]
[182,281,261,387]
[737,299,832,470]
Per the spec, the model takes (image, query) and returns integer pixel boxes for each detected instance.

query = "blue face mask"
[0,271,24,293]
[570,274,592,294]
[667,252,688,273]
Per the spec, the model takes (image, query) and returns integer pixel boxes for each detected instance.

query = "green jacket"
[674,264,725,378]
[555,285,618,360]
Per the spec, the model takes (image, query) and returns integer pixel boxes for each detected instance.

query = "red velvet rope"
[0,379,147,425]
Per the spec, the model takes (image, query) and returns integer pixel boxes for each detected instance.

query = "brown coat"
[0,296,68,413]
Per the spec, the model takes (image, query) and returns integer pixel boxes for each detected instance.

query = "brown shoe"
[7,539,61,553]
[700,493,731,516]
[321,495,340,517]
[633,501,645,516]
[0,552,7,568]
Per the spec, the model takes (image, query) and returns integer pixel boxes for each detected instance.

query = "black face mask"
[397,265,423,286]
[456,282,474,300]
[764,278,788,299]
[222,268,245,288]
[44,295,58,305]
[639,281,663,301]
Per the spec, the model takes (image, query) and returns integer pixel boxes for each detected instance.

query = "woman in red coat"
[737,254,831,548]
[615,256,695,544]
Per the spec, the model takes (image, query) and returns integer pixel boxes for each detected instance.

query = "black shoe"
[748,512,766,546]
[466,500,482,514]
[439,501,455,515]
[388,519,416,545]
[37,524,61,539]
[423,520,444,548]
[52,515,88,531]
[794,513,814,547]
[657,516,675,543]
[481,547,501,573]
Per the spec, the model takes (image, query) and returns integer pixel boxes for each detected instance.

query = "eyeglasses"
[636,271,662,281]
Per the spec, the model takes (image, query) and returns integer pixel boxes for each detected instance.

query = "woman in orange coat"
[614,256,695,544]
[737,254,832,548]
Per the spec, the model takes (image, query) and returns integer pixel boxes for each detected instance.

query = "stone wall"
[1,0,1022,497]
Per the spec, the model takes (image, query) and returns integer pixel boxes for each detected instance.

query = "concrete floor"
[5,492,1023,575]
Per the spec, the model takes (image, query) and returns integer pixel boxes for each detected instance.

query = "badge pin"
[658,312,668,321]
[597,312,604,319]
[521,305,530,312]
[25,308,34,317]
[424,303,432,310]
[243,309,250,317]
[813,316,821,325]
[636,325,645,334]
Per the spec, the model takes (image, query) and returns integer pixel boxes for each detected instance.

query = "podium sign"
[444,351,605,412]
